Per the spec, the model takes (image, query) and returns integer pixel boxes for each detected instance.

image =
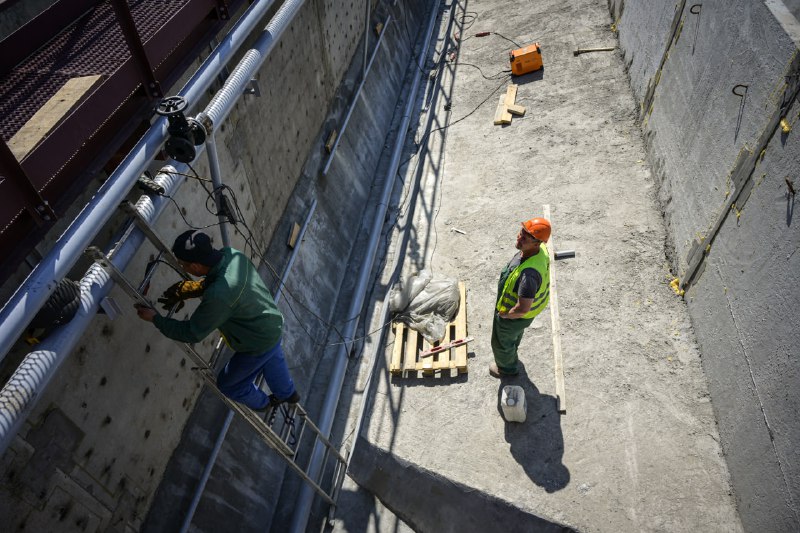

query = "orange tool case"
[509,43,543,75]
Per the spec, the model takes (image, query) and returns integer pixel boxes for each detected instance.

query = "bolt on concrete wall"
[612,0,800,530]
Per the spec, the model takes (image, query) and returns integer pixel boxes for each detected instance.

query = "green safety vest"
[495,245,550,319]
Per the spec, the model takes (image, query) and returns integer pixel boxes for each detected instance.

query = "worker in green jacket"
[490,218,551,377]
[135,230,299,409]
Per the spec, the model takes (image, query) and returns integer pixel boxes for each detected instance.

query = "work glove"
[158,280,205,311]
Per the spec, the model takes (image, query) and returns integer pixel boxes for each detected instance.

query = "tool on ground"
[509,43,543,75]
[554,250,575,260]
[573,46,615,56]
[419,336,473,358]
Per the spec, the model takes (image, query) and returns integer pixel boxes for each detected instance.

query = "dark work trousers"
[491,312,534,374]
[492,256,534,374]
[217,339,296,410]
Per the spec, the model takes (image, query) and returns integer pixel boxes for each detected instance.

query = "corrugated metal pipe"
[196,0,308,131]
[0,0,279,364]
[0,166,187,451]
[289,0,443,529]
[0,0,304,454]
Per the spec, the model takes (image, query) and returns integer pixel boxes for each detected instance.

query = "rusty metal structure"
[0,0,245,282]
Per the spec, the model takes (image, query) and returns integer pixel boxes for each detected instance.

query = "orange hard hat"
[521,217,551,242]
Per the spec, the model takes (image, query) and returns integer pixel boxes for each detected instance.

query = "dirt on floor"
[329,0,743,531]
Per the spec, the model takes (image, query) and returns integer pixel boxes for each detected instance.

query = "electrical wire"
[490,32,521,48]
[154,5,506,355]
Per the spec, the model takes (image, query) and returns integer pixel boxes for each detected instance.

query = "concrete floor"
[326,0,743,531]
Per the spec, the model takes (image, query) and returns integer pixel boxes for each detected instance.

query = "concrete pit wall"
[0,0,427,531]
[611,0,800,531]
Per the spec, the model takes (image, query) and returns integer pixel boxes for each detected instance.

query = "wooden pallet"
[390,282,468,376]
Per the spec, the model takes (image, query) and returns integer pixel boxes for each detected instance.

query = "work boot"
[285,390,300,404]
[267,390,300,407]
[489,362,518,378]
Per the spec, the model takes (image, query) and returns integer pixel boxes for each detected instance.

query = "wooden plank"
[287,222,301,248]
[9,75,103,160]
[325,130,338,153]
[404,328,418,374]
[454,282,468,371]
[390,322,405,374]
[493,94,511,125]
[543,205,566,413]
[420,336,434,373]
[504,84,518,106]
[439,330,452,370]
[507,104,526,116]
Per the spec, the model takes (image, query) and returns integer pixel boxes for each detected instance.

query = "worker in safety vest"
[490,218,551,377]
[134,230,299,410]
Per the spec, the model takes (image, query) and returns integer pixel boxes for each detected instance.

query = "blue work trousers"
[217,340,296,410]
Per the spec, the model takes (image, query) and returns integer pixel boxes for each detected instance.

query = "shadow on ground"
[348,436,577,533]
[497,363,570,493]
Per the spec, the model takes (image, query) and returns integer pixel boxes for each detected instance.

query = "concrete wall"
[611,0,800,531]
[0,0,428,531]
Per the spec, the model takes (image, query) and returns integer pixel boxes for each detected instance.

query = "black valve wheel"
[156,96,188,117]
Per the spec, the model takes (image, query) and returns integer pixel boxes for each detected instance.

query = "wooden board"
[507,104,526,116]
[493,94,511,125]
[494,84,523,125]
[504,84,518,106]
[325,129,338,153]
[287,222,301,248]
[543,204,566,413]
[390,281,468,376]
[9,75,102,160]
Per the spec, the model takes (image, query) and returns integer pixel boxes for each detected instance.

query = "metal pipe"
[0,167,187,451]
[205,133,232,246]
[0,0,305,454]
[179,414,232,533]
[198,0,308,131]
[363,0,370,77]
[289,1,442,529]
[178,199,317,531]
[322,14,392,177]
[0,0,278,363]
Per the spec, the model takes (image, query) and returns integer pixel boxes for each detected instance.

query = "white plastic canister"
[501,385,527,422]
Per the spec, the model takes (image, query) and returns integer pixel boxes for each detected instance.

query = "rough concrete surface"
[329,0,743,531]
[613,1,800,530]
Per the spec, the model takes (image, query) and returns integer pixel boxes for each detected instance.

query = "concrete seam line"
[682,52,800,289]
[716,264,800,524]
[641,0,687,116]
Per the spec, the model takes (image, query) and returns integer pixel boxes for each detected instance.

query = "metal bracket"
[0,140,58,225]
[244,78,261,97]
[99,296,122,320]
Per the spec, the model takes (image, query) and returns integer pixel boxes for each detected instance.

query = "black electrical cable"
[489,32,521,48]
